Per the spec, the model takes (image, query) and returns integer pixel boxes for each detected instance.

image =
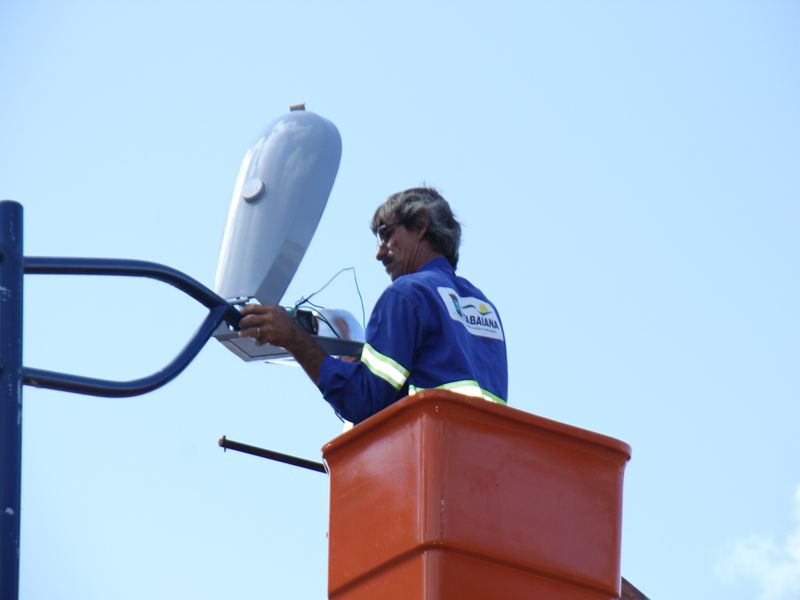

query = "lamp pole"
[0,201,23,600]
[0,200,242,599]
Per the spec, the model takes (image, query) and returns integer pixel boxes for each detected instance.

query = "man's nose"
[376,244,387,261]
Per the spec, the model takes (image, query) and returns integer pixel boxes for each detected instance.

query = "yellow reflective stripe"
[439,381,483,397]
[360,343,409,390]
[479,388,507,405]
[408,381,506,405]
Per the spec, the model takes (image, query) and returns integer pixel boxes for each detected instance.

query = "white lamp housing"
[213,106,364,362]
[215,106,341,304]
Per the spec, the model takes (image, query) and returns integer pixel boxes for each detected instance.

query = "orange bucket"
[323,391,631,600]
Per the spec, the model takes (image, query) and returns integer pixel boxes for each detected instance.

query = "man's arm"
[238,305,328,383]
[318,287,420,423]
[240,289,418,424]
[238,302,394,423]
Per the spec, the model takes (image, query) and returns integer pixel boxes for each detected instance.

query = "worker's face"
[375,221,424,281]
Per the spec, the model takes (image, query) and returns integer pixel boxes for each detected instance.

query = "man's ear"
[414,214,430,240]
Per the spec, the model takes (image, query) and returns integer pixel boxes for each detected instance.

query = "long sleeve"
[317,288,419,423]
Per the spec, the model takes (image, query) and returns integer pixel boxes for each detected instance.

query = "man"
[238,187,508,424]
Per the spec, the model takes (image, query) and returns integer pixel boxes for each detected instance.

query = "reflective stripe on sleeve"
[360,343,410,391]
[408,381,506,405]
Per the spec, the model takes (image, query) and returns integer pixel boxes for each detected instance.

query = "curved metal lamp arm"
[22,257,241,397]
[23,257,241,314]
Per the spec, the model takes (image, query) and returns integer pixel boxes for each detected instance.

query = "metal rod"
[219,436,327,474]
[0,200,23,600]
[21,256,241,397]
[23,256,241,322]
[22,304,231,397]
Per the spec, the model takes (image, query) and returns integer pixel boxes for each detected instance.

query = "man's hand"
[238,305,300,349]
[238,304,328,384]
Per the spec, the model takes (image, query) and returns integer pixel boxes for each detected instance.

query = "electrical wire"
[313,313,342,339]
[293,267,366,329]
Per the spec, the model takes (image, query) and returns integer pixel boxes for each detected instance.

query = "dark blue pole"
[0,201,23,600]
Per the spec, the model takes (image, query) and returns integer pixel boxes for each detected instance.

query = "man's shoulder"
[390,265,451,296]
[379,258,493,308]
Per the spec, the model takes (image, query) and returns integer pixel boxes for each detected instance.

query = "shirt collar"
[419,256,453,273]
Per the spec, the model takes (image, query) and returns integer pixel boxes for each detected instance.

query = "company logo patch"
[438,287,504,341]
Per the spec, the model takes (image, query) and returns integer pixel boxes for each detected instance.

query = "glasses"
[376,222,402,246]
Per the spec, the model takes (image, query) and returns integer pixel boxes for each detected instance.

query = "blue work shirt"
[317,257,508,423]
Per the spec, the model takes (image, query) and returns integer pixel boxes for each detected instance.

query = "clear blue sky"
[2,1,799,598]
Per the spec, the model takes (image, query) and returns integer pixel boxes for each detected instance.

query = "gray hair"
[371,187,462,268]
